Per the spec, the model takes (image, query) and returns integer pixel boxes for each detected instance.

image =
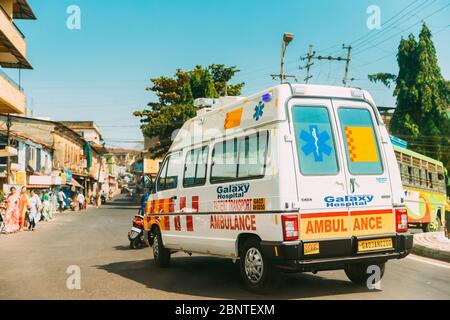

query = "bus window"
[407,166,413,185]
[427,172,433,189]
[413,168,420,187]
[420,169,427,188]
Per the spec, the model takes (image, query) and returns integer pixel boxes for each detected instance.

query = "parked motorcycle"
[128,214,145,249]
[101,194,107,205]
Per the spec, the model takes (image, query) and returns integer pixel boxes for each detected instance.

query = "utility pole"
[342,44,352,86]
[300,45,315,83]
[307,45,351,86]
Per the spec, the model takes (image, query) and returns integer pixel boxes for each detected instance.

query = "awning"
[69,178,84,189]
[27,184,51,189]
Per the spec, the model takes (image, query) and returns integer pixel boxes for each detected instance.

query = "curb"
[412,232,450,263]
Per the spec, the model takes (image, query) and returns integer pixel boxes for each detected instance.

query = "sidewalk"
[412,231,450,263]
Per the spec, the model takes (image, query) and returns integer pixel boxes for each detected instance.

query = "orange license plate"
[358,238,393,252]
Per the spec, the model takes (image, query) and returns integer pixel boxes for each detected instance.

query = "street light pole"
[271,32,296,84]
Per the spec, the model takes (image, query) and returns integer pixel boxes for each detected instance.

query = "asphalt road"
[0,195,449,300]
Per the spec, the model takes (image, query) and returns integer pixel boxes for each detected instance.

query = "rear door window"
[337,108,383,175]
[293,106,339,175]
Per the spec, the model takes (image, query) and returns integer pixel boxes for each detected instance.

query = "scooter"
[128,214,145,249]
[101,194,107,205]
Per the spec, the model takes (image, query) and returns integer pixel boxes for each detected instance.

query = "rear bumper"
[261,233,413,272]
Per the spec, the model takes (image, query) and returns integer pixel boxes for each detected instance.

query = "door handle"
[350,178,360,194]
[171,196,177,200]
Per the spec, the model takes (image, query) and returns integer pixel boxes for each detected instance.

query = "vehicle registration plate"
[358,238,393,252]
[304,242,320,255]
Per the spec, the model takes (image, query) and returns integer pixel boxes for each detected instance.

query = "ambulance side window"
[210,138,238,183]
[237,131,269,178]
[338,107,383,175]
[210,131,269,183]
[157,153,182,191]
[183,146,208,187]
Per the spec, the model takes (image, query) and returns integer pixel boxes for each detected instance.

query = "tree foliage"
[134,65,244,158]
[369,24,450,169]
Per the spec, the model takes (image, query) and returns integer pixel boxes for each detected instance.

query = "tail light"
[395,208,408,232]
[281,215,299,241]
[134,219,144,227]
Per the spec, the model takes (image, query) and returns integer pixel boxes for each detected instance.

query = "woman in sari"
[18,186,30,231]
[28,190,42,231]
[3,187,20,234]
[41,190,52,221]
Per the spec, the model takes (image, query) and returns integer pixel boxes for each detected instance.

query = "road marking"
[406,254,450,270]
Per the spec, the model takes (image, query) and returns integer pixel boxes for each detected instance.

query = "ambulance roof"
[169,83,377,152]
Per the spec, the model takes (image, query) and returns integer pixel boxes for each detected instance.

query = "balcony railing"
[0,3,27,65]
[0,68,23,92]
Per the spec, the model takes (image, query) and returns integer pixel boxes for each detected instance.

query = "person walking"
[18,186,30,231]
[28,190,42,231]
[2,187,20,234]
[77,192,85,211]
[57,189,66,213]
[41,190,52,221]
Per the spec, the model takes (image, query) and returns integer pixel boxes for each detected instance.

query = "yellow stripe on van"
[224,108,243,129]
[345,126,378,162]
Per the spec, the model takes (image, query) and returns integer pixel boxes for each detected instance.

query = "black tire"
[239,238,281,294]
[130,238,140,249]
[345,262,385,286]
[152,227,171,268]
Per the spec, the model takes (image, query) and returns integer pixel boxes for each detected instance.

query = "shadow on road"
[96,255,372,299]
[101,196,139,211]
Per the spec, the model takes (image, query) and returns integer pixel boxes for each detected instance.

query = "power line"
[352,2,450,56]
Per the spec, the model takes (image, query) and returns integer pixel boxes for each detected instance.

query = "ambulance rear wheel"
[345,262,385,286]
[153,227,171,268]
[240,238,281,294]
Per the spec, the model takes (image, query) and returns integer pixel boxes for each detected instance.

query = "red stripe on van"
[174,216,181,231]
[169,198,175,213]
[301,212,348,219]
[350,209,393,216]
[159,199,165,213]
[186,196,198,232]
[180,196,186,211]
[192,196,199,211]
[164,216,170,230]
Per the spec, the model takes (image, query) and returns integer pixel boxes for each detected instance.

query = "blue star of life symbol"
[300,125,332,162]
[253,101,264,121]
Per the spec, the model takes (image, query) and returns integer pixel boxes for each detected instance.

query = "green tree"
[209,64,245,96]
[134,65,244,158]
[369,24,450,169]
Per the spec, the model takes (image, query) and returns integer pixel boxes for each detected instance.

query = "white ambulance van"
[143,83,413,293]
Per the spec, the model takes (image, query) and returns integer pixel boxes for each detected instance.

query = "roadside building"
[0,115,87,201]
[60,121,109,198]
[0,0,36,115]
[107,147,140,172]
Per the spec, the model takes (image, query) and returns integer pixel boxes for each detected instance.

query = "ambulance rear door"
[288,98,352,251]
[331,99,396,243]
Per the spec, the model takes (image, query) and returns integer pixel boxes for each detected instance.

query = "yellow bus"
[393,144,447,232]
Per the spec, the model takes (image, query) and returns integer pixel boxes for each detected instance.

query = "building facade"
[0,0,35,115]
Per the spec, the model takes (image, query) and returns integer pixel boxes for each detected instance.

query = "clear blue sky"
[7,0,450,149]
